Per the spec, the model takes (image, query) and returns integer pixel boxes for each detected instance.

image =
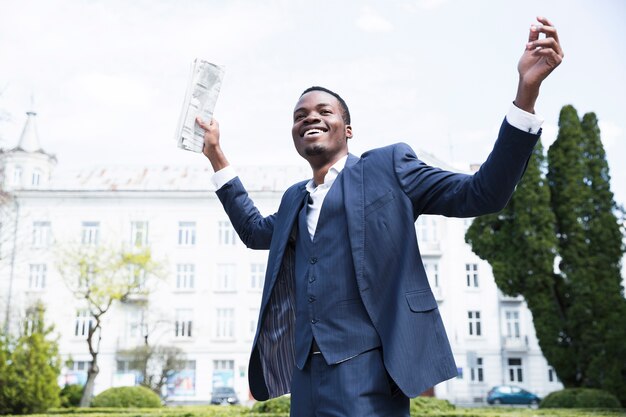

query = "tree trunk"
[79,360,99,407]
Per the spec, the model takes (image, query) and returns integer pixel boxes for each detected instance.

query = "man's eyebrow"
[293,103,333,114]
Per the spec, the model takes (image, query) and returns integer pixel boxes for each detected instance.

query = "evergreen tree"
[465,141,575,384]
[7,302,61,414]
[466,105,626,404]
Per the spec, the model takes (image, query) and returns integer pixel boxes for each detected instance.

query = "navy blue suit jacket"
[216,119,540,400]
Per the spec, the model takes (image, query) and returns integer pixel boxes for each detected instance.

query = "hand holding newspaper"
[175,59,225,153]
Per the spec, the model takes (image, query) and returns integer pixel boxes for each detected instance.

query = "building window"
[128,309,146,340]
[29,264,47,290]
[465,263,479,288]
[505,310,521,338]
[13,166,22,185]
[130,221,149,247]
[32,221,51,248]
[215,308,234,339]
[214,359,234,372]
[178,222,196,246]
[176,264,195,290]
[470,357,484,382]
[74,310,95,338]
[175,309,193,338]
[127,264,147,289]
[249,309,258,338]
[468,311,482,336]
[81,222,100,245]
[167,360,196,396]
[216,264,236,292]
[416,216,438,242]
[548,366,559,383]
[507,358,524,382]
[250,263,265,291]
[218,220,236,245]
[31,169,42,186]
[423,261,439,287]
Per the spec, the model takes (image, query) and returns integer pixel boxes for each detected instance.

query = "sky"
[1,0,625,207]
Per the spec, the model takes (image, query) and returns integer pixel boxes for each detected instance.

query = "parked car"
[210,386,239,405]
[487,385,541,405]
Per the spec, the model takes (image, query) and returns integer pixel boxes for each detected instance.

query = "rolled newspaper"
[175,59,225,153]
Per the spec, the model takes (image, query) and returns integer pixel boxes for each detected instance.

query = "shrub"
[251,395,291,413]
[59,384,84,408]
[541,388,621,409]
[91,386,162,408]
[410,396,456,415]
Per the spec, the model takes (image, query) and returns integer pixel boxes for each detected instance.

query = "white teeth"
[305,129,323,136]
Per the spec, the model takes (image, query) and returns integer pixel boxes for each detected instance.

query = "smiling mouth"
[303,128,327,137]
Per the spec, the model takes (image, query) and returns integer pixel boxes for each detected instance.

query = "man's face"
[291,90,352,162]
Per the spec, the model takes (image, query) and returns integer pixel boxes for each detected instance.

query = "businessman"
[198,16,563,417]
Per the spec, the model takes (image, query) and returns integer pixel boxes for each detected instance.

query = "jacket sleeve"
[393,118,539,217]
[216,176,275,250]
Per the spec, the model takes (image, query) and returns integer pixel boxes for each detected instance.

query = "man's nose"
[304,113,321,124]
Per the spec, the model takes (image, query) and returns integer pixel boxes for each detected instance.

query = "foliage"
[0,334,16,415]
[119,345,186,397]
[59,385,84,408]
[90,386,162,408]
[410,396,456,414]
[251,396,291,413]
[0,302,61,415]
[8,405,626,417]
[466,105,626,405]
[56,244,163,407]
[541,388,622,409]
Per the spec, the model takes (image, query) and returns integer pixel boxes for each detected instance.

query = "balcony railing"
[502,335,529,351]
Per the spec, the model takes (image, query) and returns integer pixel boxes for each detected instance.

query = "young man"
[198,16,563,417]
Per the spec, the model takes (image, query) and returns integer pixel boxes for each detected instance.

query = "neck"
[309,153,347,186]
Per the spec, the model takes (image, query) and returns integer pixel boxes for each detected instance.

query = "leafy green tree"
[5,302,61,414]
[0,332,16,415]
[56,245,163,407]
[466,105,626,404]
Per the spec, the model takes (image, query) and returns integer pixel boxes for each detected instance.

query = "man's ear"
[345,125,353,140]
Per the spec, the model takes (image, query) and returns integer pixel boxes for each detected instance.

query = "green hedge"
[251,396,290,413]
[59,385,83,408]
[541,388,622,409]
[90,386,162,408]
[12,405,626,417]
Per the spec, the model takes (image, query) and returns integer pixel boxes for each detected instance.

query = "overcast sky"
[1,0,625,206]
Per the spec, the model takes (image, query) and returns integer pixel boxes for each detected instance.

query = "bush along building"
[0,108,564,404]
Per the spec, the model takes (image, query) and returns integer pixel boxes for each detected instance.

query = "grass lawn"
[16,405,625,417]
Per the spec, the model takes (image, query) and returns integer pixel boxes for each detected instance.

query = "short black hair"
[300,86,351,125]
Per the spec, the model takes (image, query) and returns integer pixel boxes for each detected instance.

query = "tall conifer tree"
[467,105,626,404]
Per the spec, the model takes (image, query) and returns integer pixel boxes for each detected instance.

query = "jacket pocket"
[365,190,395,217]
[405,289,438,312]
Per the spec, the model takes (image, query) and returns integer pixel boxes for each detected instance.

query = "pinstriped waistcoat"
[294,173,381,369]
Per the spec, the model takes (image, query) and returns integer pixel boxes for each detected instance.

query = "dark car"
[210,386,239,405]
[487,385,541,406]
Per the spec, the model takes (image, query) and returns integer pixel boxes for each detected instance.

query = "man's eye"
[321,110,332,115]
[294,114,304,121]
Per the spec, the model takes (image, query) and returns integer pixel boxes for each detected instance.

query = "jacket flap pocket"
[406,290,438,312]
[365,190,395,217]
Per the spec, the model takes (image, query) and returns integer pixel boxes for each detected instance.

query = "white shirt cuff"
[506,103,544,134]
[211,165,237,190]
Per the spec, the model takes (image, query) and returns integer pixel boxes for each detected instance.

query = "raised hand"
[515,17,564,113]
[196,116,230,172]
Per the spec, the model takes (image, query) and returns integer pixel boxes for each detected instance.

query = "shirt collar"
[305,154,349,193]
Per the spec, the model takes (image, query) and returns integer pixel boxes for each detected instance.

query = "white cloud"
[402,0,448,12]
[355,6,394,33]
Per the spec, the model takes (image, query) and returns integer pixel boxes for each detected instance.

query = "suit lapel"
[342,154,367,290]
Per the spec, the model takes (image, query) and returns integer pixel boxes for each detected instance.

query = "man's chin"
[304,144,326,157]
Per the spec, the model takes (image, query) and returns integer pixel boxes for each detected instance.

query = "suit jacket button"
[310,257,318,264]
[311,319,318,324]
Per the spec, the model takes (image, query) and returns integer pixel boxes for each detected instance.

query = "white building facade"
[0,110,563,404]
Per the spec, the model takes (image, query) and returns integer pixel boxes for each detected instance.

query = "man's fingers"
[526,37,564,57]
[527,17,560,48]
